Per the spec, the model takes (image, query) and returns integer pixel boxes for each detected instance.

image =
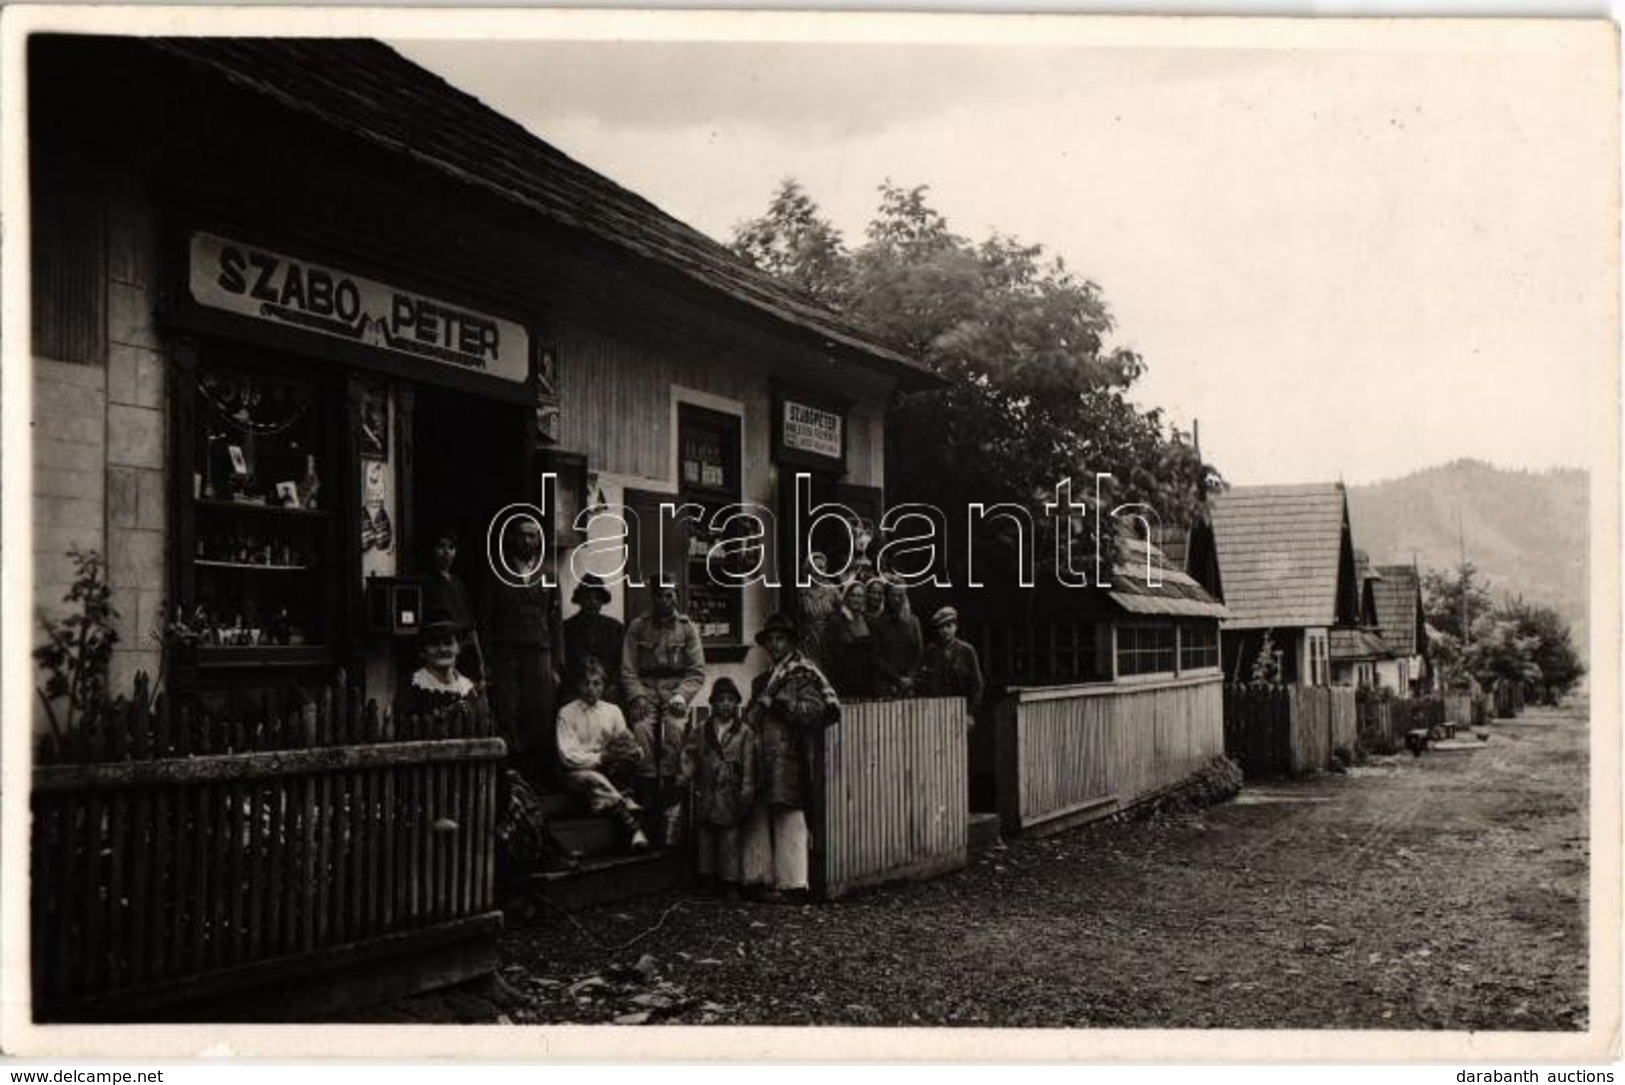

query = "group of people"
[395,521,846,901]
[795,555,985,713]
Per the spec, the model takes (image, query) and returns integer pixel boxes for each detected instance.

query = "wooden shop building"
[26,35,942,1019]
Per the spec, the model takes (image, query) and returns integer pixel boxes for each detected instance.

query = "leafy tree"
[732,179,851,305]
[1421,562,1494,641]
[733,179,1223,590]
[1498,598,1586,703]
[1466,617,1542,689]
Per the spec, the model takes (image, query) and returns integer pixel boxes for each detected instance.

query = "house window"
[677,403,744,647]
[1117,624,1176,677]
[1307,631,1330,686]
[1179,623,1220,671]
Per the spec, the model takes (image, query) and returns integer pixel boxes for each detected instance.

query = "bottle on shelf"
[302,454,321,510]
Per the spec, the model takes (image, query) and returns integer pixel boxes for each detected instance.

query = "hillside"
[1343,461,1589,659]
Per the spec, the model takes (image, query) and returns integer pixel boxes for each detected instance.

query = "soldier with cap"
[563,572,624,703]
[621,578,707,837]
[919,605,985,714]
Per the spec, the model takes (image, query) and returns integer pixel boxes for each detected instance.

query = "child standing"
[682,677,757,896]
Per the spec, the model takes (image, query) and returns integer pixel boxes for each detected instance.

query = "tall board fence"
[995,675,1224,835]
[1222,685,1361,777]
[31,672,503,1022]
[1492,681,1526,719]
[814,697,969,899]
[1354,692,1447,754]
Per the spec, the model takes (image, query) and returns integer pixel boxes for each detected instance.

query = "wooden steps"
[506,850,688,914]
[968,812,1002,856]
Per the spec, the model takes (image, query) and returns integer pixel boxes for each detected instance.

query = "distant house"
[1329,551,1391,687]
[1372,564,1431,694]
[1208,483,1363,685]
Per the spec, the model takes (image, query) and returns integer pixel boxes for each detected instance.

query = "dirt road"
[375,701,1591,1029]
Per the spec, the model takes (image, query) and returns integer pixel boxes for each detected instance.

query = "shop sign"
[779,397,844,463]
[189,232,529,383]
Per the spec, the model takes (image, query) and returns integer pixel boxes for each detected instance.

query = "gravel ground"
[366,701,1590,1030]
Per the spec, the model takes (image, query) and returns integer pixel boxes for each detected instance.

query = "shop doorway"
[411,384,530,586]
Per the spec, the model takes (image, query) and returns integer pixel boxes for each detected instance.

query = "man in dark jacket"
[562,573,625,703]
[920,606,985,714]
[484,517,563,786]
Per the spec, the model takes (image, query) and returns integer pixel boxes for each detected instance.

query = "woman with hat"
[393,607,489,739]
[563,572,624,703]
[741,611,841,902]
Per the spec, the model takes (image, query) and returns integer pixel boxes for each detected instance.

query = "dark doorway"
[411,384,530,586]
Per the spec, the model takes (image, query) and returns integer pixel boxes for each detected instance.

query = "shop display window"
[677,404,745,647]
[181,355,339,666]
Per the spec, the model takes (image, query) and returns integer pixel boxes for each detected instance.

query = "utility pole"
[1458,507,1470,648]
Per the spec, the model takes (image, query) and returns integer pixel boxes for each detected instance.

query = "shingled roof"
[1373,564,1426,656]
[1107,534,1229,619]
[1330,627,1390,662]
[144,37,934,386]
[1208,483,1358,631]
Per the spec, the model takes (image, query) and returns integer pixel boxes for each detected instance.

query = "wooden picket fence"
[31,671,504,1021]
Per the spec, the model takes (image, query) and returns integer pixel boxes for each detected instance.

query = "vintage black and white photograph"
[2,5,1617,1060]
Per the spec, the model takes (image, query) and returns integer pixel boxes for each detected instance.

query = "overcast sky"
[398,22,1615,487]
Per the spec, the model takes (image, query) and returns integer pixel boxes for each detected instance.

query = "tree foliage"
[1420,563,1583,702]
[732,179,1223,591]
[1421,562,1494,641]
[1498,597,1586,703]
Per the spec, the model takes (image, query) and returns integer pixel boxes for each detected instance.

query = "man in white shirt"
[557,656,649,851]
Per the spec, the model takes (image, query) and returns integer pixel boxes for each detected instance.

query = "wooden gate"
[815,697,968,899]
[31,673,504,1022]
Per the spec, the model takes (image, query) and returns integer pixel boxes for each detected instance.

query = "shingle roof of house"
[145,37,935,387]
[1152,524,1191,573]
[1330,627,1390,661]
[1208,483,1352,631]
[1108,534,1230,619]
[1373,564,1424,656]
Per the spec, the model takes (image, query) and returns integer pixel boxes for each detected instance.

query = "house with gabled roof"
[1372,564,1432,693]
[1207,483,1363,685]
[1329,549,1392,687]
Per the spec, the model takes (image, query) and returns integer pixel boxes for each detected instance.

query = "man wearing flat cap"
[920,605,984,714]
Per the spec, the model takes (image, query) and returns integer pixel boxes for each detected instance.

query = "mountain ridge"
[1341,460,1589,660]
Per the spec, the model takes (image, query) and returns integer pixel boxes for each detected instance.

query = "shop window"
[1116,624,1176,677]
[181,355,339,667]
[677,404,744,647]
[1179,623,1220,671]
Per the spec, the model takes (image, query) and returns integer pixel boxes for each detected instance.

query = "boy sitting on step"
[557,656,649,852]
